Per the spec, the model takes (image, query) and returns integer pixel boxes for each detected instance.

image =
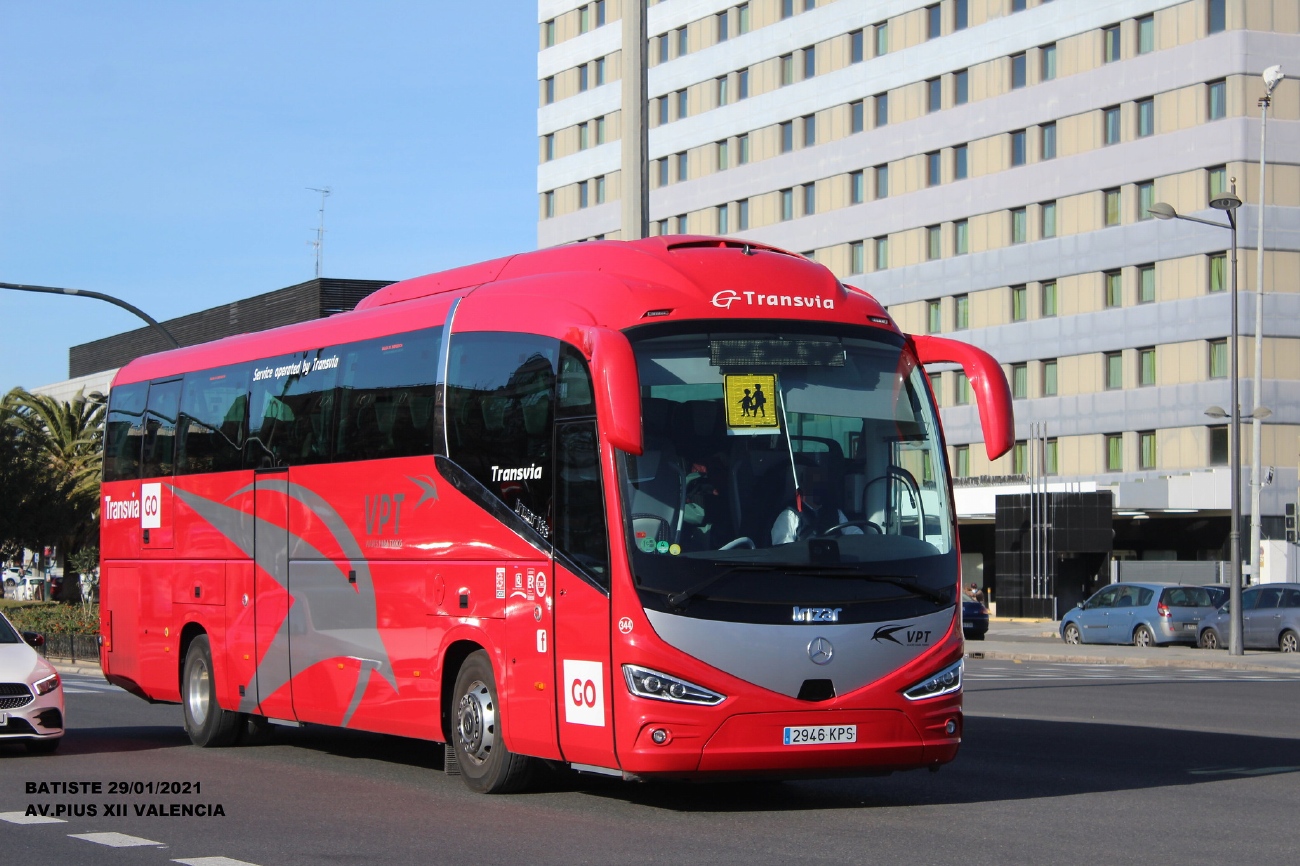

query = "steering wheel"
[861,466,925,534]
[824,520,883,536]
[719,536,756,550]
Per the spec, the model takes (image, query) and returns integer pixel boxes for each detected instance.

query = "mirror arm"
[911,334,1015,460]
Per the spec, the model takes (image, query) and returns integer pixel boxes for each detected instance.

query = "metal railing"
[36,634,100,664]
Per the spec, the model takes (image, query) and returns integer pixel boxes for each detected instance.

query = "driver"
[771,468,862,545]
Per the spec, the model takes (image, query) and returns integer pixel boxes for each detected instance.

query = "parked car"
[1202,584,1230,608]
[1198,582,1300,652]
[0,610,64,753]
[962,600,989,641]
[1060,583,1218,647]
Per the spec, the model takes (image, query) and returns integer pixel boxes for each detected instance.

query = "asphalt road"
[2,662,1298,866]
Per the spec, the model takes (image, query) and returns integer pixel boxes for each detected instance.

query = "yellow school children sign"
[724,374,778,430]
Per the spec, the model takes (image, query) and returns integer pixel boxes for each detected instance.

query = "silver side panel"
[645,607,956,699]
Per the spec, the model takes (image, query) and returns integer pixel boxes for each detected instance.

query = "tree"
[0,403,76,564]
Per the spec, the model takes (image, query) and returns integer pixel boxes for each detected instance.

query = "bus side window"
[103,382,149,482]
[141,379,183,479]
[178,365,249,475]
[246,357,300,469]
[333,327,442,463]
[554,346,609,587]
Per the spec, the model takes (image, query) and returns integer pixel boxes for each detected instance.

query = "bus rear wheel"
[182,635,242,747]
[451,650,535,794]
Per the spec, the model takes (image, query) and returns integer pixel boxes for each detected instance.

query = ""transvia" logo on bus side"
[712,290,835,310]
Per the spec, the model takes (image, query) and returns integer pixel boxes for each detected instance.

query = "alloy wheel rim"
[457,680,495,765]
[187,659,210,726]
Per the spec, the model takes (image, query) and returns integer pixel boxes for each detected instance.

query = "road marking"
[173,858,264,866]
[0,811,66,825]
[70,831,162,847]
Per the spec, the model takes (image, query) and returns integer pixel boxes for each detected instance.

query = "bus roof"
[113,236,895,386]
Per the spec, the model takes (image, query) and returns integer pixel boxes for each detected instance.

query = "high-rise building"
[538,0,1297,573]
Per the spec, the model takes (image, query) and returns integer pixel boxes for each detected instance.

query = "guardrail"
[36,634,100,665]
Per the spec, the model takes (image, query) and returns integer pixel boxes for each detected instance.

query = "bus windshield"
[619,325,956,624]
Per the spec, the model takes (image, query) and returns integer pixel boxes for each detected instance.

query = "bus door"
[551,416,617,769]
[252,467,296,720]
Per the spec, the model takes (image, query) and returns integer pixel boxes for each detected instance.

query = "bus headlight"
[902,660,962,701]
[623,665,725,705]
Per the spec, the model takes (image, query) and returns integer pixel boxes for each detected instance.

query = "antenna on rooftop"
[307,186,331,278]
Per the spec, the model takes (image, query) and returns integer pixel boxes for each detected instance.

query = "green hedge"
[1,600,100,635]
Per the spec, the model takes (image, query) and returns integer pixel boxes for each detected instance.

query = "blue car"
[1060,583,1217,647]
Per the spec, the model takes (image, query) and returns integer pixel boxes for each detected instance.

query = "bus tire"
[451,650,535,794]
[182,635,242,747]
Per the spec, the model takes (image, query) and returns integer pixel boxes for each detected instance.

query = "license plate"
[1183,623,1197,630]
[783,725,857,746]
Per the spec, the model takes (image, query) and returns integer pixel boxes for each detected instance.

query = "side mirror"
[911,334,1014,460]
[22,631,44,648]
[1076,602,1085,610]
[585,326,643,455]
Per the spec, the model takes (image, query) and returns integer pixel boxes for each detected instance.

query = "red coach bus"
[99,237,1011,792]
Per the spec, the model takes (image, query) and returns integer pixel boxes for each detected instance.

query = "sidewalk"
[970,620,1300,674]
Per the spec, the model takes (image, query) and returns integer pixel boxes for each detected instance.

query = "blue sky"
[0,2,538,393]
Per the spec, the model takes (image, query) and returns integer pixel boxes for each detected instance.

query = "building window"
[738,68,750,99]
[738,198,749,230]
[1011,53,1027,89]
[1045,439,1059,475]
[850,170,864,204]
[803,45,816,80]
[1105,270,1122,307]
[1209,165,1227,198]
[954,144,968,180]
[579,122,589,150]
[544,134,554,161]
[874,93,888,127]
[1208,79,1226,120]
[677,214,688,234]
[927,4,941,39]
[1138,14,1154,53]
[1041,201,1057,238]
[780,54,794,86]
[875,164,889,198]
[738,133,750,164]
[1106,434,1123,471]
[955,219,968,255]
[544,76,555,104]
[1041,281,1057,317]
[1012,0,1026,11]
[1105,352,1123,389]
[578,180,589,209]
[927,78,941,113]
[851,29,864,63]
[1041,122,1057,160]
[1139,431,1157,469]
[578,64,589,92]
[803,183,816,216]
[1104,106,1121,144]
[717,76,729,106]
[955,69,969,105]
[1139,347,1156,386]
[1104,24,1121,63]
[1104,188,1121,227]
[1139,264,1155,303]
[1209,339,1228,378]
[1013,441,1028,475]
[656,158,668,187]
[954,445,970,478]
[1041,43,1057,81]
[676,151,687,182]
[717,139,729,170]
[851,100,864,133]
[596,116,606,144]
[955,0,968,30]
[927,225,941,260]
[595,0,605,27]
[927,151,941,187]
[1012,363,1028,399]
[676,89,688,120]
[595,175,605,204]
[1208,0,1225,34]
[544,191,554,218]
[1209,426,1228,464]
[1137,98,1154,137]
[1012,285,1027,322]
[579,5,590,33]
[803,114,816,147]
[717,11,728,42]
[1209,252,1227,293]
[955,370,970,404]
[717,203,729,234]
[1011,207,1027,244]
[874,237,889,270]
[780,188,794,221]
[677,27,688,58]
[780,121,794,153]
[781,0,794,18]
[1011,129,1026,166]
[1138,181,1155,220]
[544,19,555,47]
[875,21,888,56]
[927,299,942,334]
[1043,359,1058,397]
[955,294,969,330]
[850,241,864,274]
[657,33,669,64]
[739,3,750,34]
[656,96,668,125]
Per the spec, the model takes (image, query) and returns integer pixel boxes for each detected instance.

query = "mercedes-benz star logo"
[807,637,834,666]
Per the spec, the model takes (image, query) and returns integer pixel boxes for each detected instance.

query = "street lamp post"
[1150,185,1244,656]
[0,281,180,349]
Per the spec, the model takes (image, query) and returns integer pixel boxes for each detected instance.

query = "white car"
[0,611,64,753]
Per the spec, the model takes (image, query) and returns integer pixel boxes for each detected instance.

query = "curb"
[965,648,1300,675]
[47,659,105,677]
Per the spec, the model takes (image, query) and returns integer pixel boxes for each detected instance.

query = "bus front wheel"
[451,650,535,794]
[182,635,242,747]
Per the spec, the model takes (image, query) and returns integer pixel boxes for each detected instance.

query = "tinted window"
[555,419,610,588]
[556,343,596,419]
[1160,586,1213,607]
[446,333,558,536]
[247,354,310,468]
[179,365,249,474]
[1241,588,1261,610]
[1255,587,1284,610]
[1090,587,1119,609]
[141,380,182,479]
[1282,589,1300,608]
[103,382,148,482]
[335,329,442,463]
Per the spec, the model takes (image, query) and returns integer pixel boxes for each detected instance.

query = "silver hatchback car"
[1197,582,1300,652]
[1061,583,1217,647]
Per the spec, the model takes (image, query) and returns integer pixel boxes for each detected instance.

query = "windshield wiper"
[665,563,950,610]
